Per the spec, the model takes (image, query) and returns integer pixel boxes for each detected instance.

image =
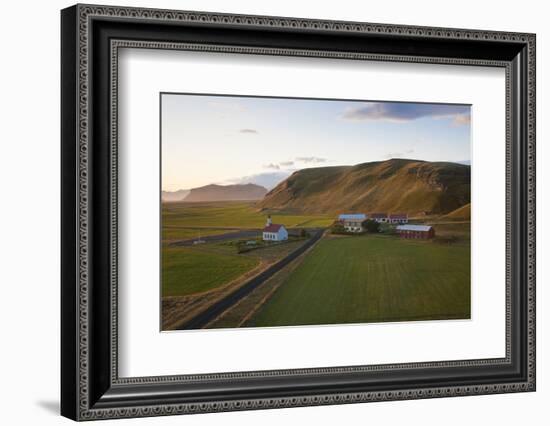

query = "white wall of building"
[263,226,288,241]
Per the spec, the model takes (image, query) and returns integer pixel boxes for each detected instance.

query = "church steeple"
[266,215,272,226]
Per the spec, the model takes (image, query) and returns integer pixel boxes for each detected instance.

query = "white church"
[262,216,288,242]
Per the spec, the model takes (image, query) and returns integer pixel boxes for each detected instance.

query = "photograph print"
[161,93,471,331]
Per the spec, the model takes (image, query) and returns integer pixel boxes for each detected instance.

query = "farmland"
[161,200,331,298]
[162,227,231,242]
[162,245,259,297]
[247,234,470,327]
[162,201,334,230]
[162,239,306,297]
[161,199,471,330]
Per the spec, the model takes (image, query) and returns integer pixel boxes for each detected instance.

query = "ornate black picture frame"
[61,4,536,421]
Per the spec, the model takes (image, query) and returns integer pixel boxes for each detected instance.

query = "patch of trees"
[362,219,381,233]
[330,222,347,235]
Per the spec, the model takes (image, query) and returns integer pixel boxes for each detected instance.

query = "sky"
[161,93,471,191]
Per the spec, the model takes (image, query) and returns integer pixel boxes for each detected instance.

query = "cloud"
[342,102,470,125]
[224,171,293,190]
[296,156,327,164]
[452,114,471,126]
[262,160,295,170]
[239,128,258,134]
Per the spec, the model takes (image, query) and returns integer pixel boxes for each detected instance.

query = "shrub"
[381,224,397,235]
[330,222,347,235]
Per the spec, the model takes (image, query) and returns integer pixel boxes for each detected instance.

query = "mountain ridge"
[161,189,190,202]
[257,158,470,215]
[183,183,268,202]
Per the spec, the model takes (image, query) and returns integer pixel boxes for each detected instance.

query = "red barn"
[396,224,435,239]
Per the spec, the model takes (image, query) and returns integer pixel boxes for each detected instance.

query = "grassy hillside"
[248,234,470,327]
[441,203,471,220]
[257,159,470,215]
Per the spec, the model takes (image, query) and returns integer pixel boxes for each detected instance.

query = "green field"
[161,200,471,327]
[162,245,259,297]
[162,239,307,297]
[162,201,334,230]
[430,221,471,240]
[161,201,335,297]
[248,235,470,327]
[162,227,233,242]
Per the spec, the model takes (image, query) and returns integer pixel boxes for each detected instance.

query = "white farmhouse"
[262,216,288,242]
[388,213,409,224]
[338,213,367,233]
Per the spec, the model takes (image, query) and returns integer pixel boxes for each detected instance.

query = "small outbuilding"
[396,224,435,239]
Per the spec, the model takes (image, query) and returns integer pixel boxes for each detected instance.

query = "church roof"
[263,224,284,233]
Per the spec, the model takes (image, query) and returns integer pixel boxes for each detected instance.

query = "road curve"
[175,229,325,330]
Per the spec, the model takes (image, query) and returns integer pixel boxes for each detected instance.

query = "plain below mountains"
[162,183,267,203]
[257,158,470,216]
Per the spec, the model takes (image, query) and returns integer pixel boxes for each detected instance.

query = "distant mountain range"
[162,159,470,216]
[257,159,470,216]
[161,189,190,202]
[162,183,267,202]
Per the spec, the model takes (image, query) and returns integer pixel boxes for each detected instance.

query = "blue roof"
[338,214,367,220]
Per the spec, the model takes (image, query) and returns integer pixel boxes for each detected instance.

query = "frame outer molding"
[61,3,536,421]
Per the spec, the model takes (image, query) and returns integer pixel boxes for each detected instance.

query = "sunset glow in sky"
[161,93,471,191]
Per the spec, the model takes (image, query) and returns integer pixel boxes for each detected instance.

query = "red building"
[396,224,435,239]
